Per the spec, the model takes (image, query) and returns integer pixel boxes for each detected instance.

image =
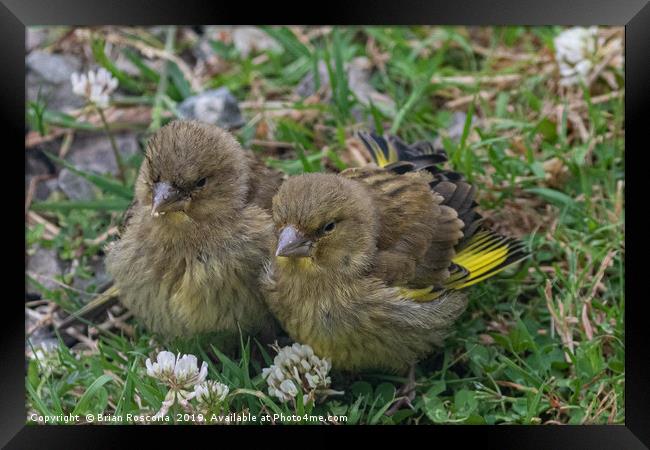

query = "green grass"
[25,25,624,425]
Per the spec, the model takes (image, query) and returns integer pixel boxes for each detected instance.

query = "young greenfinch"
[63,120,283,338]
[263,132,528,375]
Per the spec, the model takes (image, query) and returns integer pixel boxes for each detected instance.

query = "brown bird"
[263,132,528,411]
[60,120,283,340]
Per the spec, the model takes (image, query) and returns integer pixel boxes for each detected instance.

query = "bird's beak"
[276,225,313,257]
[151,181,187,217]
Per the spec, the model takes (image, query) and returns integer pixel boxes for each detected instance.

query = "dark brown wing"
[357,131,528,293]
[342,166,463,286]
[353,133,476,287]
[244,150,284,211]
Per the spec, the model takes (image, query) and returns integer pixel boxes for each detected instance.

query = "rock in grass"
[27,246,64,293]
[57,168,96,201]
[432,111,478,148]
[295,57,396,117]
[177,88,244,129]
[72,256,112,296]
[27,50,81,84]
[26,50,85,112]
[66,133,140,177]
[231,27,281,57]
[26,153,56,201]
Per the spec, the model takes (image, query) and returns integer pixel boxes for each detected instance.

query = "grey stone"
[27,246,64,292]
[295,61,330,98]
[26,50,81,85]
[26,154,51,178]
[347,57,396,115]
[197,26,281,59]
[39,178,60,201]
[26,50,84,112]
[232,27,281,57]
[177,88,244,129]
[114,53,141,76]
[66,133,140,176]
[73,257,111,296]
[58,168,96,201]
[26,155,56,201]
[295,57,395,116]
[433,111,478,148]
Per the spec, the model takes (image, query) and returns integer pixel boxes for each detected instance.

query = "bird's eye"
[196,177,207,188]
[322,221,336,234]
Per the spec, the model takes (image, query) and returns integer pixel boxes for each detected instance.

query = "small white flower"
[553,26,599,86]
[145,351,208,389]
[194,380,230,405]
[262,342,343,404]
[28,344,62,377]
[145,350,208,418]
[70,67,118,108]
[145,350,176,379]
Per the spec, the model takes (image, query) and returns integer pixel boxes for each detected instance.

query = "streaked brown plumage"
[88,120,283,338]
[263,133,528,372]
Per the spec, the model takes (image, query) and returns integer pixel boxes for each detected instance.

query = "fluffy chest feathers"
[263,256,468,372]
[106,206,273,337]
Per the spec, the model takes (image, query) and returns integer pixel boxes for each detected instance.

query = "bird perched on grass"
[61,120,283,339]
[263,132,529,410]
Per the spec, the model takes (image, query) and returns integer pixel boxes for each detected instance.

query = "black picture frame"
[8,0,647,447]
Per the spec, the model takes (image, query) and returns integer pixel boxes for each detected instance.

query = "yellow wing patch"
[398,286,444,303]
[358,132,399,168]
[398,230,528,302]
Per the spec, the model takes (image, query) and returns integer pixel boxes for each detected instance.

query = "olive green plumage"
[262,133,528,372]
[102,120,282,337]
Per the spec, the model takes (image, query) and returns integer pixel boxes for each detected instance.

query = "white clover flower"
[262,342,343,404]
[146,351,208,389]
[194,380,230,407]
[28,344,62,377]
[70,67,118,108]
[145,350,208,418]
[145,350,176,379]
[553,27,599,86]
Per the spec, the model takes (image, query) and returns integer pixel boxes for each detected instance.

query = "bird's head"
[136,120,250,224]
[271,173,378,275]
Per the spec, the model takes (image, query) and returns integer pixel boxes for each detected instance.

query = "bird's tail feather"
[447,230,530,289]
[357,131,448,172]
[399,231,529,302]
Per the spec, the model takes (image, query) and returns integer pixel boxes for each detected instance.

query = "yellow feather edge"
[367,136,398,168]
[399,232,519,302]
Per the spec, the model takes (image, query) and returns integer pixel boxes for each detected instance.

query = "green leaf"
[168,62,192,99]
[331,29,351,119]
[350,381,373,399]
[368,100,386,134]
[43,110,98,131]
[31,198,131,212]
[526,187,577,210]
[535,117,558,143]
[43,151,133,200]
[123,48,160,82]
[26,381,53,417]
[71,374,113,415]
[92,38,146,94]
[261,27,311,59]
[454,389,478,415]
[374,382,396,405]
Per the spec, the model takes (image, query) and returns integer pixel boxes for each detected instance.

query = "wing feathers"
[355,131,530,299]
